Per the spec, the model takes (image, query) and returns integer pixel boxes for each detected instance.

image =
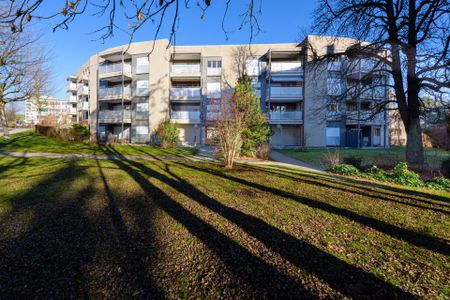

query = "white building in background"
[25,96,77,126]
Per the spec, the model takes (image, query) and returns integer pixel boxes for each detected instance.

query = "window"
[327,78,344,96]
[346,102,358,112]
[374,128,381,136]
[246,59,260,76]
[136,102,148,119]
[207,82,221,98]
[207,60,222,76]
[327,103,339,112]
[361,101,371,110]
[136,57,149,74]
[326,45,335,55]
[136,126,149,135]
[136,80,149,96]
[326,127,340,146]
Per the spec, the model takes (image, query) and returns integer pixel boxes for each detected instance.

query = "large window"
[136,126,149,135]
[207,82,221,98]
[136,102,148,119]
[136,57,149,74]
[136,80,149,96]
[326,127,340,146]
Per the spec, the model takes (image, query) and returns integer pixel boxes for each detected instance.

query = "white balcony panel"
[67,83,77,91]
[99,63,132,78]
[98,86,132,100]
[98,110,131,123]
[77,85,89,95]
[170,64,201,76]
[171,111,201,124]
[170,87,201,101]
[269,111,302,124]
[270,87,303,99]
[207,68,222,76]
[346,111,385,123]
[77,102,89,111]
[68,108,77,115]
[69,95,77,102]
[271,62,302,74]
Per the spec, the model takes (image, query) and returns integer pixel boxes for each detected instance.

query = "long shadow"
[95,159,161,297]
[104,147,415,299]
[244,165,450,214]
[0,160,96,298]
[101,147,313,298]
[178,163,450,257]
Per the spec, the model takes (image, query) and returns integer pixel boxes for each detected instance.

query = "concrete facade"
[67,36,390,148]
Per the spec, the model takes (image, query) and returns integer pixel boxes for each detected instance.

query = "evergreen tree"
[233,74,271,156]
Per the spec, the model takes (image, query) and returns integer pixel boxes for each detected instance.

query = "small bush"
[425,177,450,190]
[366,165,389,181]
[391,162,422,187]
[255,143,272,160]
[322,150,341,169]
[329,164,360,176]
[343,156,363,169]
[155,119,179,148]
[70,124,91,142]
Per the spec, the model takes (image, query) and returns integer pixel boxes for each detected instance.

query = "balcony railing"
[99,63,132,78]
[67,83,77,91]
[77,85,89,95]
[346,111,385,122]
[170,64,201,75]
[69,95,77,102]
[271,62,302,74]
[68,108,77,115]
[207,68,222,76]
[98,110,131,123]
[170,87,201,100]
[98,85,131,100]
[269,110,302,120]
[171,110,201,122]
[78,102,89,111]
[270,86,303,98]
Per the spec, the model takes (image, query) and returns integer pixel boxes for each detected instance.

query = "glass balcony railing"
[171,64,201,75]
[98,86,131,100]
[271,62,302,73]
[99,63,132,77]
[270,86,303,98]
[67,83,77,91]
[98,110,131,123]
[171,110,201,121]
[269,111,302,121]
[170,87,201,100]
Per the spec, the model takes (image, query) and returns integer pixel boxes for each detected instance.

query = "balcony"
[271,62,302,74]
[98,86,131,101]
[207,67,222,76]
[170,87,201,101]
[270,86,303,99]
[77,85,89,96]
[170,64,201,78]
[269,111,302,124]
[78,102,89,111]
[68,108,77,115]
[98,110,131,123]
[67,83,77,92]
[99,63,132,80]
[171,110,201,124]
[346,111,385,123]
[68,95,77,102]
[327,60,343,71]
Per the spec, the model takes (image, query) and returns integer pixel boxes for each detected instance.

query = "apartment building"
[25,96,76,125]
[67,35,390,148]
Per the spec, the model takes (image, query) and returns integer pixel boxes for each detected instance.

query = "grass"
[0,130,197,157]
[0,154,448,298]
[279,147,450,169]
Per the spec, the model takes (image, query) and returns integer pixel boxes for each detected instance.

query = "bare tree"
[313,0,450,165]
[2,1,263,48]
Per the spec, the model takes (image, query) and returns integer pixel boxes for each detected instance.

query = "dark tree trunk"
[405,115,424,165]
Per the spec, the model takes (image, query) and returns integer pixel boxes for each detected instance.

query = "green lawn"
[279,147,450,169]
[0,155,448,298]
[0,131,197,157]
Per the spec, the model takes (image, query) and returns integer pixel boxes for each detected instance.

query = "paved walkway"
[268,151,325,171]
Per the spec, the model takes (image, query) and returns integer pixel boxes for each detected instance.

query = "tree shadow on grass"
[103,146,415,299]
[101,147,313,299]
[244,165,450,214]
[178,163,450,257]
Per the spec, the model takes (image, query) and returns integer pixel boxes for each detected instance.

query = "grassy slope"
[279,147,450,169]
[0,157,448,298]
[0,131,197,157]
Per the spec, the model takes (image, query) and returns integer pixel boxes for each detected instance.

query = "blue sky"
[35,1,318,99]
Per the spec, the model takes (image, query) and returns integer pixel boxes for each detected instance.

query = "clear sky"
[34,1,319,99]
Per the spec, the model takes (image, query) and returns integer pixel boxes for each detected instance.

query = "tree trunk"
[0,101,9,138]
[405,116,424,165]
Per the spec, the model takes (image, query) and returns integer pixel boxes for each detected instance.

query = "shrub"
[322,150,341,169]
[425,177,450,190]
[366,165,389,181]
[390,162,422,187]
[155,119,179,148]
[329,164,360,176]
[255,143,272,160]
[70,124,91,142]
[343,156,363,169]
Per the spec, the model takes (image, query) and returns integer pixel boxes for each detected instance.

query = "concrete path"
[268,151,325,171]
[0,151,216,162]
[0,128,29,136]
